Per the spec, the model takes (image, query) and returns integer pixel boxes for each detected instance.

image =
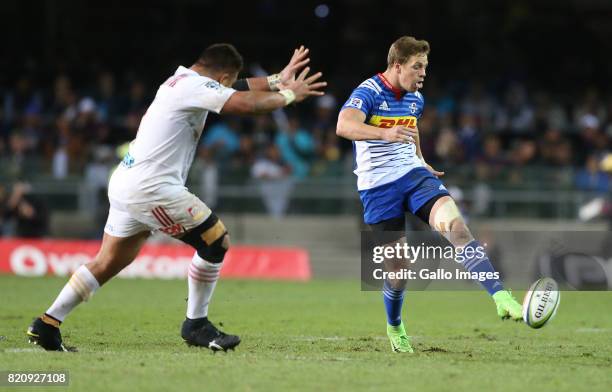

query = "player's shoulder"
[413,90,425,103]
[355,75,384,96]
[163,66,210,89]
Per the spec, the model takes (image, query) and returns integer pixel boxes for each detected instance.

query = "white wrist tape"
[278,89,296,105]
[267,73,282,90]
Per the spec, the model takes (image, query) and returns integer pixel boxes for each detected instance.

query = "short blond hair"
[387,36,430,67]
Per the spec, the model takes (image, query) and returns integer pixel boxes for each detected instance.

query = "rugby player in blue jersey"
[336,36,522,353]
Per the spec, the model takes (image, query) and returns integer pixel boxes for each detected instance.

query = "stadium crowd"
[1,72,611,190]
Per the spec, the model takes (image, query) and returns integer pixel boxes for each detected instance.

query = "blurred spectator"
[575,155,610,194]
[3,182,49,238]
[51,75,78,120]
[511,138,537,166]
[75,98,99,129]
[51,117,71,178]
[275,116,315,179]
[95,71,122,124]
[533,92,568,132]
[494,83,534,133]
[312,127,343,177]
[435,126,463,163]
[202,118,241,162]
[477,135,508,179]
[251,144,293,218]
[425,77,455,118]
[459,81,496,131]
[3,76,42,127]
[123,80,149,138]
[576,113,608,162]
[126,80,148,113]
[6,131,31,178]
[195,147,219,209]
[416,107,437,161]
[84,145,115,234]
[313,95,337,131]
[250,115,277,150]
[508,138,537,185]
[552,140,573,167]
[573,88,607,131]
[457,113,481,162]
[539,128,564,165]
[225,120,264,182]
[21,105,44,151]
[233,133,256,168]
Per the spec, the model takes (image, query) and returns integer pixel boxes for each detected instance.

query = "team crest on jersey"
[409,102,418,114]
[378,101,390,111]
[347,97,363,109]
[204,81,221,90]
[121,152,135,168]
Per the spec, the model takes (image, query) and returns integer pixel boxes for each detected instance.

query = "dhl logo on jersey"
[368,115,417,129]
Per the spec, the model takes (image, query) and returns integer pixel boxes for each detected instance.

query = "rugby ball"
[522,277,560,329]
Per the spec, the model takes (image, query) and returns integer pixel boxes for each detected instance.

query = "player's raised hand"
[381,126,417,144]
[286,66,327,102]
[278,45,310,90]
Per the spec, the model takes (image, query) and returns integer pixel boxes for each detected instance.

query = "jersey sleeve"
[341,87,376,117]
[186,79,237,113]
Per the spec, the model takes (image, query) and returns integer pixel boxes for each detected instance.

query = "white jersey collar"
[175,65,199,76]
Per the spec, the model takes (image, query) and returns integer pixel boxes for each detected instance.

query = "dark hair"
[387,36,430,67]
[196,43,243,73]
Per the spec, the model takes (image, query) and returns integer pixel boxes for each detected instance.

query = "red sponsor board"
[0,239,311,281]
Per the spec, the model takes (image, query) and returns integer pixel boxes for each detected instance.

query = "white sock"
[46,265,100,322]
[186,252,222,319]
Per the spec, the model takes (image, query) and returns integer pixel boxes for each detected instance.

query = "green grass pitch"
[1,275,611,391]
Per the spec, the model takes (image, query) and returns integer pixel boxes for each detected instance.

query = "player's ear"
[218,73,231,87]
[219,72,238,88]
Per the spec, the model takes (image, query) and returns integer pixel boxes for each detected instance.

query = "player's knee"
[180,214,229,264]
[448,219,473,247]
[430,197,462,233]
[197,233,228,263]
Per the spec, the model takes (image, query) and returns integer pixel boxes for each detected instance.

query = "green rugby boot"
[387,322,414,353]
[492,290,523,321]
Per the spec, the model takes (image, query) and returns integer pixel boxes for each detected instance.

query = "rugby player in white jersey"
[27,44,326,352]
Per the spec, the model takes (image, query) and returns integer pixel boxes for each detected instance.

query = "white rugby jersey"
[109,66,236,203]
[341,74,425,190]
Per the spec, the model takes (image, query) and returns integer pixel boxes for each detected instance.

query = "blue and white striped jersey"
[341,73,425,190]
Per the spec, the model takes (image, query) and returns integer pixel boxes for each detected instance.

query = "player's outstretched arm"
[337,108,417,143]
[222,67,326,115]
[232,46,310,91]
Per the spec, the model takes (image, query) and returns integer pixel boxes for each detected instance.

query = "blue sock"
[382,280,404,326]
[461,239,504,295]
